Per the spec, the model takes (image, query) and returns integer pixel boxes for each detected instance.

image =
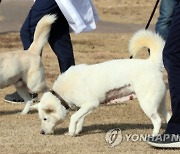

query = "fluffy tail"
[28,14,57,55]
[129,29,165,66]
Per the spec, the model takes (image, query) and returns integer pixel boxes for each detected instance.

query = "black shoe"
[146,133,180,148]
[4,91,38,104]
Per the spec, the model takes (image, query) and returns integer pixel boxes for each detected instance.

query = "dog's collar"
[50,90,70,110]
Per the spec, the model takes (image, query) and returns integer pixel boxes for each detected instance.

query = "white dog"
[33,30,171,136]
[0,15,56,114]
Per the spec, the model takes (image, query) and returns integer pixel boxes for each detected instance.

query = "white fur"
[34,30,171,136]
[0,15,56,114]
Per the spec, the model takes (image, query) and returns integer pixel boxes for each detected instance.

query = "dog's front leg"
[21,100,33,115]
[67,103,97,136]
[75,116,85,135]
[75,110,92,135]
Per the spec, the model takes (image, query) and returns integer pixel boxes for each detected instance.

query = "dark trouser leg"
[20,0,58,50]
[48,12,75,73]
[155,0,179,40]
[163,4,180,134]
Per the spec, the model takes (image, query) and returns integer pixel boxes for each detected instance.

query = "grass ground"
[0,0,178,153]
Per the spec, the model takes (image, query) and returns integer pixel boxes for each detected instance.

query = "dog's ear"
[30,103,39,110]
[43,105,55,114]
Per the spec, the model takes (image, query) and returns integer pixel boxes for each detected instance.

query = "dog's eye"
[44,118,47,121]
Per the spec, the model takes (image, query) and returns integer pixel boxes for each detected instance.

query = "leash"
[144,0,160,56]
[145,0,160,29]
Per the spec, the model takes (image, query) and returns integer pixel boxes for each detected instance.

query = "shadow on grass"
[0,109,37,115]
[54,123,167,136]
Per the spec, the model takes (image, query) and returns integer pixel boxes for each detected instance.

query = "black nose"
[40,130,45,135]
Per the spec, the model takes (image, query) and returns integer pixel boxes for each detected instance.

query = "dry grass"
[0,0,178,153]
[94,0,159,24]
[0,17,4,21]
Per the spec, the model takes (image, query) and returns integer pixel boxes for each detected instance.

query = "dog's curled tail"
[28,14,57,55]
[129,29,165,66]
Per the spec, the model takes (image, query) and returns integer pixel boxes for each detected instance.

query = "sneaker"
[146,133,180,148]
[4,91,38,104]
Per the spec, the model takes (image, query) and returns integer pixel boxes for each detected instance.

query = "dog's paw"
[21,109,29,115]
[21,111,28,115]
[64,132,76,137]
[75,129,82,135]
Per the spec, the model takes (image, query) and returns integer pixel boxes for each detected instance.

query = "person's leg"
[20,0,59,50]
[163,5,180,135]
[155,0,179,40]
[147,3,180,148]
[48,11,75,73]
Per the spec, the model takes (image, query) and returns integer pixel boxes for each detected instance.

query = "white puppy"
[0,15,56,114]
[33,30,171,136]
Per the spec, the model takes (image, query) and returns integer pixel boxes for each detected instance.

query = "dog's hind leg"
[135,79,167,136]
[68,102,98,136]
[15,82,33,115]
[149,112,162,136]
[138,98,162,136]
[27,69,48,93]
[158,95,171,123]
